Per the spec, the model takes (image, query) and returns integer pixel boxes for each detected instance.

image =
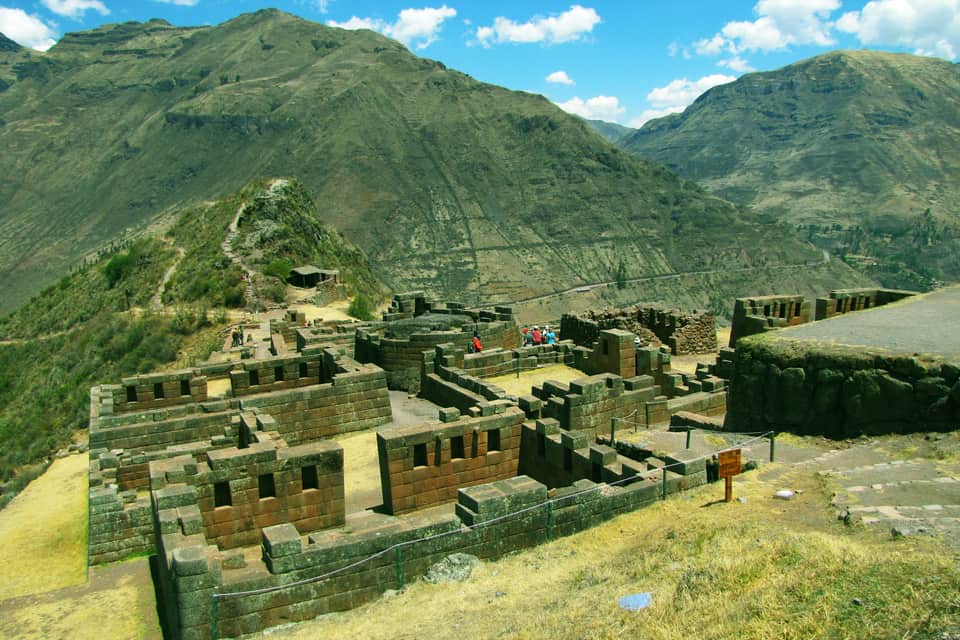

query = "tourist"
[231,328,239,347]
[545,326,556,345]
[532,326,542,345]
[523,327,533,346]
[472,332,483,353]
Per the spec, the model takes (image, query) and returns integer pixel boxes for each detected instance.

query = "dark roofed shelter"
[290,266,340,288]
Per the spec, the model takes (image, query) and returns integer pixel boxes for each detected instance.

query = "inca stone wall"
[156,471,673,640]
[561,305,716,355]
[376,405,525,514]
[355,295,520,392]
[533,372,661,438]
[150,432,344,550]
[726,335,960,438]
[728,294,810,347]
[814,288,916,320]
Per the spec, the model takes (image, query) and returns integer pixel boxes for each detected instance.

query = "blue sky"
[2,1,958,127]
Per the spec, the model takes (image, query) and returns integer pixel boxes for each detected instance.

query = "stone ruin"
[87,295,732,639]
[561,305,717,355]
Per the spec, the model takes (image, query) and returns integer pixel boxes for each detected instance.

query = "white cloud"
[556,95,624,121]
[718,55,756,72]
[631,73,735,127]
[0,8,57,50]
[328,5,456,49]
[313,0,330,13]
[836,0,960,61]
[693,0,840,57]
[545,70,574,85]
[153,0,200,6]
[476,5,600,47]
[41,0,109,18]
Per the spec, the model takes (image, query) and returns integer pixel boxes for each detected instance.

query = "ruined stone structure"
[728,294,811,347]
[377,405,525,514]
[355,292,520,392]
[561,305,717,355]
[814,288,916,320]
[88,348,390,565]
[726,286,960,438]
[730,288,918,347]
[90,304,733,640]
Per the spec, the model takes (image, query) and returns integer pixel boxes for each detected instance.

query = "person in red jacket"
[532,326,542,345]
[471,333,483,353]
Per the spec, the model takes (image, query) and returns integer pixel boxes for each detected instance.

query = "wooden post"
[724,476,733,503]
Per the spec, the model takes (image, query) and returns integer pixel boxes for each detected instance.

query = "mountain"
[0,10,863,312]
[621,50,960,290]
[585,118,635,144]
[0,33,22,53]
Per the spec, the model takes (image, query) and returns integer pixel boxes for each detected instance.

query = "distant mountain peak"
[0,33,22,53]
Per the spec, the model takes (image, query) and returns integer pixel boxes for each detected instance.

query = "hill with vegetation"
[622,50,960,290]
[0,11,861,312]
[0,178,381,506]
[585,118,635,144]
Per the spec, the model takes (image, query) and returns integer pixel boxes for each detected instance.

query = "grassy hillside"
[622,50,960,290]
[0,11,851,312]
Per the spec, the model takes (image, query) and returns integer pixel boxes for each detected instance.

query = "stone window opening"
[301,465,319,490]
[258,473,276,499]
[451,435,465,459]
[299,362,309,379]
[180,379,190,396]
[126,386,137,403]
[778,304,786,319]
[274,366,285,382]
[153,382,165,399]
[793,302,802,317]
[214,481,232,507]
[487,429,501,452]
[249,369,260,386]
[413,443,428,467]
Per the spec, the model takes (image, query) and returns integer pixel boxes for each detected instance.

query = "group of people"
[230,327,246,347]
[522,325,556,346]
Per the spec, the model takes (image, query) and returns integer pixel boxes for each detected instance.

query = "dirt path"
[151,246,185,310]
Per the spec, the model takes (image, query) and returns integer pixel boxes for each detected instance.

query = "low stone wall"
[573,329,637,379]
[89,403,233,454]
[561,305,716,355]
[229,353,326,397]
[377,405,525,514]
[725,334,960,437]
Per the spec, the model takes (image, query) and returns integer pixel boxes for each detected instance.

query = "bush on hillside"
[348,294,375,321]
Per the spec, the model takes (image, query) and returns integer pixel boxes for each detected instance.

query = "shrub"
[263,259,292,281]
[347,294,375,321]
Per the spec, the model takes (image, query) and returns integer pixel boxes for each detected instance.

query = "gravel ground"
[774,286,960,359]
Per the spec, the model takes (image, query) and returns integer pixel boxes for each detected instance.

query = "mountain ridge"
[0,11,854,312]
[622,49,960,289]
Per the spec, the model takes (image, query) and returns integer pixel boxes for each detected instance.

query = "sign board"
[718,449,742,479]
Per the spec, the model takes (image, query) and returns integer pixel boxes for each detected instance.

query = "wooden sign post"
[718,448,742,503]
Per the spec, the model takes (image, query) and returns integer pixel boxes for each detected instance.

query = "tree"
[615,259,627,289]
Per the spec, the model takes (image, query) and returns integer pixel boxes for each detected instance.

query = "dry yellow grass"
[206,377,232,398]
[486,364,586,398]
[0,568,156,640]
[0,454,88,600]
[333,430,383,513]
[265,466,960,640]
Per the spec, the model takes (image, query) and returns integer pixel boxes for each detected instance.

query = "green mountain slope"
[622,50,960,289]
[585,118,635,144]
[0,10,853,312]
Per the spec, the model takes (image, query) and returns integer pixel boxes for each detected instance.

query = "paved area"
[773,285,960,359]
